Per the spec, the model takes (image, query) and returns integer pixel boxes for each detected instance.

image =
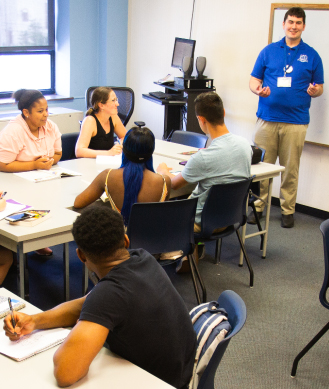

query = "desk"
[0,288,174,389]
[154,138,199,161]
[143,82,214,138]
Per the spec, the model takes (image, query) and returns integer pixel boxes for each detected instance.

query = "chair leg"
[24,254,30,301]
[236,230,254,287]
[291,321,329,377]
[251,203,264,250]
[215,239,222,264]
[188,254,207,304]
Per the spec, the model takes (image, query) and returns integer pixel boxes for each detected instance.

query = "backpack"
[189,301,232,389]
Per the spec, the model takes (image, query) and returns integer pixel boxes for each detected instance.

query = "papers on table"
[0,199,31,221]
[96,154,122,168]
[14,166,82,183]
[0,328,70,361]
[0,296,25,319]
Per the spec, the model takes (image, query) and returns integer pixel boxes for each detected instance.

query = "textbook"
[14,166,82,183]
[0,328,70,362]
[0,296,25,319]
[8,210,51,227]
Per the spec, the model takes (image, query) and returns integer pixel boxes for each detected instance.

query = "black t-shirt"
[88,112,114,150]
[80,249,196,388]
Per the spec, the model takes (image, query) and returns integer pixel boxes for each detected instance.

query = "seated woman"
[75,87,127,158]
[0,192,14,285]
[0,89,62,173]
[74,127,171,225]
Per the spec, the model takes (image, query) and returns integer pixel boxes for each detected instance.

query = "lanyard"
[284,43,300,76]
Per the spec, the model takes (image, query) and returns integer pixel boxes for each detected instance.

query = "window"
[0,0,55,98]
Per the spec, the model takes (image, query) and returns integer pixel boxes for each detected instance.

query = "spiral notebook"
[0,296,25,319]
[0,328,70,361]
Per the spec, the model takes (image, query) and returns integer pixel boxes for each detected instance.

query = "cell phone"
[5,212,33,222]
[179,160,188,166]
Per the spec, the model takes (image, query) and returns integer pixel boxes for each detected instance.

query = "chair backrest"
[200,178,252,237]
[171,130,208,148]
[197,290,247,389]
[127,198,198,256]
[61,132,79,161]
[85,86,135,126]
[319,219,329,309]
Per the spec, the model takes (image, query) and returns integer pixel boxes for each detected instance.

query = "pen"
[8,297,17,335]
[0,191,7,199]
[313,82,316,86]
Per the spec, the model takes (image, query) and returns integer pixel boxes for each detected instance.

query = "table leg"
[262,177,273,259]
[63,243,70,301]
[82,264,88,295]
[17,242,25,299]
[239,194,249,266]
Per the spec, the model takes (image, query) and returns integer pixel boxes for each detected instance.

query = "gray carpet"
[3,205,329,388]
[168,206,329,389]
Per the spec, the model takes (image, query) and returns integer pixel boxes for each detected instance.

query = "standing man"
[249,7,324,228]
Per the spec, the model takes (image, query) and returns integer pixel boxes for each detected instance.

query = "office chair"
[85,86,134,126]
[127,198,207,304]
[194,178,254,287]
[291,218,329,377]
[248,146,266,251]
[61,132,79,161]
[171,130,208,148]
[196,290,247,389]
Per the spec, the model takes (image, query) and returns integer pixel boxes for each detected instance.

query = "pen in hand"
[8,297,17,335]
[0,191,7,199]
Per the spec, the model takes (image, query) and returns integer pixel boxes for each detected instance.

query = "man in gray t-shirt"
[157,92,252,227]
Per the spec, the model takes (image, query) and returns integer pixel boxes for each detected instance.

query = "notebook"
[0,296,25,319]
[0,328,70,361]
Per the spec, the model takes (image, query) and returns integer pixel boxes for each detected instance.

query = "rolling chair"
[291,219,329,377]
[127,198,207,304]
[194,178,254,288]
[61,132,79,161]
[195,290,247,389]
[85,86,134,126]
[171,130,208,148]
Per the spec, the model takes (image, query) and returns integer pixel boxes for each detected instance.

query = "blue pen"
[313,82,316,86]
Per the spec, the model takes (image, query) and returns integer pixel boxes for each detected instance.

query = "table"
[0,288,174,389]
[154,138,200,161]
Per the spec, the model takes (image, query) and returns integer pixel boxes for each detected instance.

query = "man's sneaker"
[281,214,294,228]
[247,210,263,225]
[197,243,205,260]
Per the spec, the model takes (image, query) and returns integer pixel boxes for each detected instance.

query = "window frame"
[0,0,55,98]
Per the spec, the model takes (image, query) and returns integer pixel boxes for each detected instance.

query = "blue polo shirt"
[251,38,324,125]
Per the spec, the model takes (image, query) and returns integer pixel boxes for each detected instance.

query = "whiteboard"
[270,4,329,146]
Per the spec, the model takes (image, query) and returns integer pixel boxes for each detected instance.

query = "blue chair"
[291,219,329,377]
[85,86,134,126]
[194,178,254,287]
[61,132,79,161]
[171,130,208,148]
[127,198,207,304]
[196,290,247,389]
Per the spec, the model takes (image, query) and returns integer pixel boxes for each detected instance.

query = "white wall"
[126,0,329,212]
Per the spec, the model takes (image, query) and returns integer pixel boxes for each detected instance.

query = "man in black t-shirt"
[4,205,196,388]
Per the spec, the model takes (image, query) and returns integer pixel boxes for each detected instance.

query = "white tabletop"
[0,288,174,388]
[154,139,199,161]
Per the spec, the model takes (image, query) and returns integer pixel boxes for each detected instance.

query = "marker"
[0,191,7,199]
[313,82,316,86]
[8,297,17,335]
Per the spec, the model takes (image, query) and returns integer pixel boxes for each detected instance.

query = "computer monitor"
[171,37,196,69]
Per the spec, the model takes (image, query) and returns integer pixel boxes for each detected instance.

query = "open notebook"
[0,328,70,361]
[0,296,25,319]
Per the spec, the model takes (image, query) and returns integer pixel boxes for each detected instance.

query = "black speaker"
[196,56,206,78]
[182,56,193,79]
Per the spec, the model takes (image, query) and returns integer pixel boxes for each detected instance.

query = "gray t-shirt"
[181,133,252,224]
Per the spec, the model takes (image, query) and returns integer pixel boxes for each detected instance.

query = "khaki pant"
[253,119,307,215]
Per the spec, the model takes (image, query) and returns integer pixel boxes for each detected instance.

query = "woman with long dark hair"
[75,87,126,158]
[74,127,171,224]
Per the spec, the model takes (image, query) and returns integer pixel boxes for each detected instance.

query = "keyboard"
[149,91,173,100]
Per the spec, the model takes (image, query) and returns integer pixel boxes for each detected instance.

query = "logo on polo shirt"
[297,55,308,63]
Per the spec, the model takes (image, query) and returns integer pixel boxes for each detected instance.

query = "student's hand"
[34,156,54,170]
[108,144,122,156]
[256,85,271,97]
[0,191,6,212]
[3,311,36,340]
[157,163,172,175]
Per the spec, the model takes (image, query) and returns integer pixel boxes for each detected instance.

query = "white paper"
[14,166,81,183]
[0,200,30,221]
[96,154,122,168]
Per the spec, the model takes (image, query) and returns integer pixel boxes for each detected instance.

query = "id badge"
[277,77,291,87]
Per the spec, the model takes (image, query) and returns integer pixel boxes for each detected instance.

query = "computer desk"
[0,288,174,389]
